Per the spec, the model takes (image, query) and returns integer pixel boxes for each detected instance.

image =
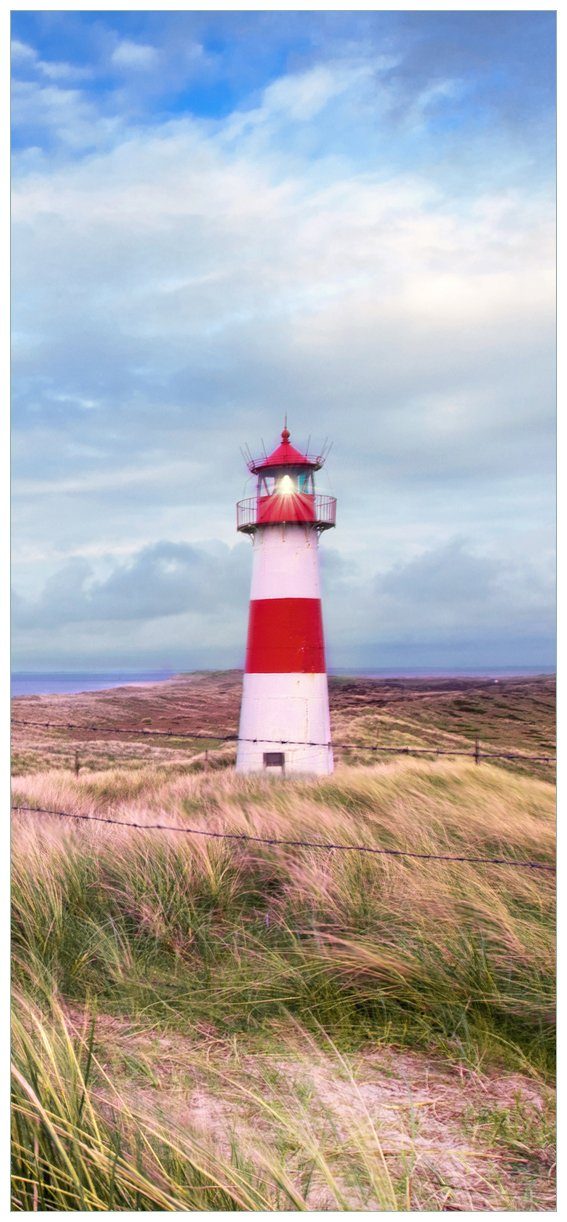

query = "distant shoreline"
[329,666,556,679]
[11,665,556,699]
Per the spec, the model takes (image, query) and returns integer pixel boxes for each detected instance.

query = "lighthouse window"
[298,472,314,494]
[259,475,276,496]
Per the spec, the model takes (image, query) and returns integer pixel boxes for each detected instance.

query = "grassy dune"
[11,750,555,1210]
[11,671,556,780]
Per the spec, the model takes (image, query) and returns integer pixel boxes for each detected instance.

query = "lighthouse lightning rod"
[242,442,254,468]
[240,444,254,471]
[318,436,329,463]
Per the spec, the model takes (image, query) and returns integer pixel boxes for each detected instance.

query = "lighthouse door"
[263,751,285,775]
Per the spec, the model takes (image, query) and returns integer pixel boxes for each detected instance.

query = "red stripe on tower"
[245,598,325,673]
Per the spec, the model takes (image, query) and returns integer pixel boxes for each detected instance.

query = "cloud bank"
[11,11,555,670]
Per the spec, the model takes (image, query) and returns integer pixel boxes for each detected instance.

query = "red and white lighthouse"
[236,426,336,775]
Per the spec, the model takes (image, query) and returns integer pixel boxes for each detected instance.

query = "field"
[11,673,555,1210]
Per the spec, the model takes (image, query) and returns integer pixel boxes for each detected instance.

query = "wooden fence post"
[474,738,480,766]
[74,749,80,776]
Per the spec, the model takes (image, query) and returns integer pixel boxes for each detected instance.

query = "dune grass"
[12,759,554,1069]
[11,757,555,1209]
[14,989,418,1211]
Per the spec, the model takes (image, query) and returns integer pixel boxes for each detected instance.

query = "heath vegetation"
[11,675,555,1210]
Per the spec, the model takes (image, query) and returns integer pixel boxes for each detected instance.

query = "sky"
[11,9,556,672]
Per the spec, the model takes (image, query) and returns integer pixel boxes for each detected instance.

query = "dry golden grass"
[12,758,554,1066]
[11,679,556,1210]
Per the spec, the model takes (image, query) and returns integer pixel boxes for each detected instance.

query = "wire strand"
[10,721,555,763]
[11,805,555,872]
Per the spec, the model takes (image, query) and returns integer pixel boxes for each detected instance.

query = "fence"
[11,804,555,872]
[11,719,556,873]
[11,719,556,767]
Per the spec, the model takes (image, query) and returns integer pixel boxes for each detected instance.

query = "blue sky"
[11,10,556,670]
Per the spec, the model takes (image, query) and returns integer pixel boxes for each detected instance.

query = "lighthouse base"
[236,673,334,775]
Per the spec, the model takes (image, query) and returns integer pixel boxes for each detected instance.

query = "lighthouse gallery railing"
[236,493,336,533]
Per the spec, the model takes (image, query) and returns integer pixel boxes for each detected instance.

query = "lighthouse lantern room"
[236,426,336,775]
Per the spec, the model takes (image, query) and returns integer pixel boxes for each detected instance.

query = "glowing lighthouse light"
[236,425,337,775]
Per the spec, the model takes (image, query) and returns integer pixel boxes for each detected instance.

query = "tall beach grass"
[12,759,555,1071]
[12,756,555,1208]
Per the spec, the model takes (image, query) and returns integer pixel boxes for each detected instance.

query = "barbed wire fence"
[11,719,556,872]
[10,720,556,767]
[10,804,556,873]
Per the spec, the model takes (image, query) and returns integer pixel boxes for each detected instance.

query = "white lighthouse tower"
[236,426,336,775]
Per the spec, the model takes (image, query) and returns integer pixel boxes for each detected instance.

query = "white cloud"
[262,63,366,121]
[12,535,554,669]
[11,38,93,82]
[11,39,36,63]
[13,458,202,498]
[111,40,160,71]
[38,60,93,83]
[11,78,121,151]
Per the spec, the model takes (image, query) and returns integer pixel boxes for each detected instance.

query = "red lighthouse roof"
[248,427,323,474]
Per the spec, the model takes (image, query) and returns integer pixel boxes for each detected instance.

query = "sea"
[11,665,555,698]
[11,671,175,697]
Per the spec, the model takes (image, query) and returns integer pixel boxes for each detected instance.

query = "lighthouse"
[236,426,336,775]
